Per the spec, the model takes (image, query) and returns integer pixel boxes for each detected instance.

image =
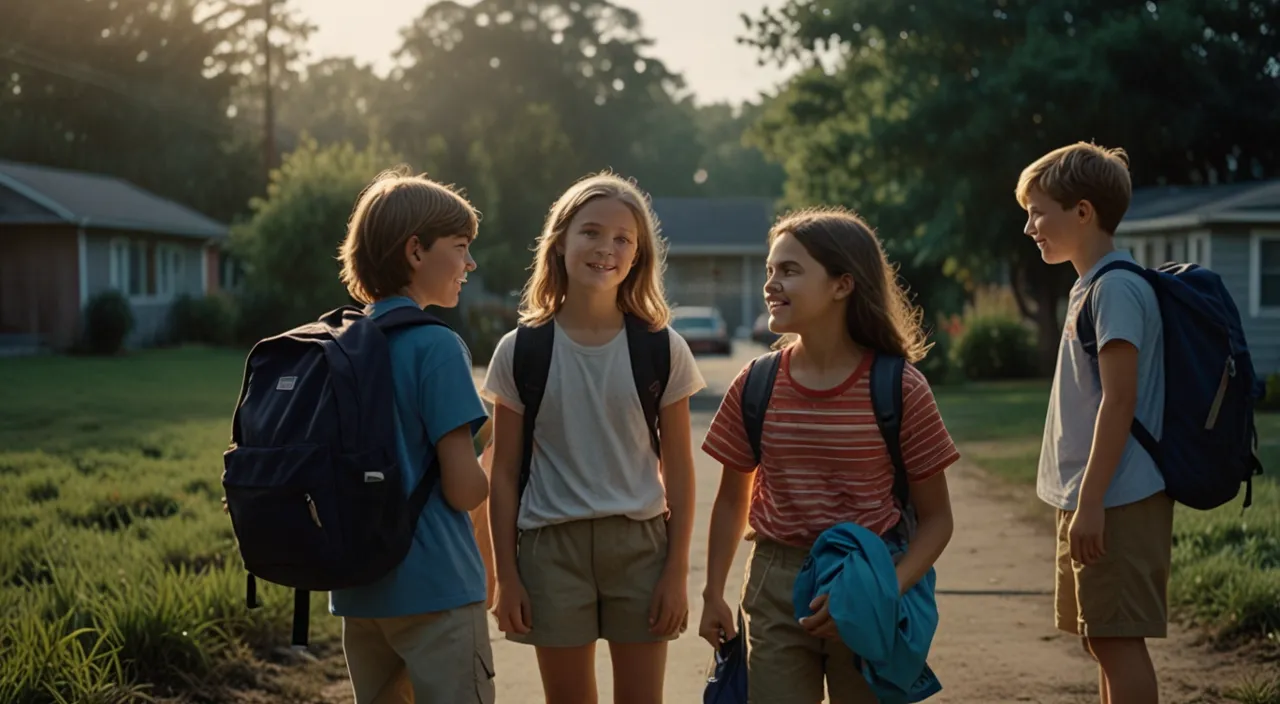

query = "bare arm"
[658,398,696,576]
[701,466,753,601]
[1079,340,1140,508]
[470,434,496,609]
[488,402,524,585]
[437,423,489,512]
[894,471,954,594]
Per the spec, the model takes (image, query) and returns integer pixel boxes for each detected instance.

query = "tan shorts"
[740,539,878,704]
[510,514,673,648]
[1055,490,1174,639]
[342,601,495,704]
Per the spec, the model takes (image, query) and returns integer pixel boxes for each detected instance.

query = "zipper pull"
[305,493,323,528]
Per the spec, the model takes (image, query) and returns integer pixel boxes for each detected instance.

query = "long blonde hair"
[770,207,930,363]
[518,172,671,329]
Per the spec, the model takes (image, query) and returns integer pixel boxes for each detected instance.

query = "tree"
[741,0,1280,371]
[230,136,403,332]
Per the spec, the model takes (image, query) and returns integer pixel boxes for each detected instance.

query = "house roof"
[1119,178,1280,234]
[0,159,228,239]
[651,197,775,255]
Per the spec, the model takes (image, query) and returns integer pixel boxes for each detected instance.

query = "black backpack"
[739,351,916,537]
[1076,260,1264,510]
[512,314,669,499]
[223,304,449,648]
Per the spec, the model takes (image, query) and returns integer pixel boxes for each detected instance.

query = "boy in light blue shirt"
[1017,142,1170,704]
[331,167,494,703]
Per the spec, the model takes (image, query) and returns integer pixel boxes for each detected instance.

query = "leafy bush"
[168,294,237,346]
[950,315,1037,381]
[1258,373,1280,412]
[81,291,135,355]
[916,328,955,386]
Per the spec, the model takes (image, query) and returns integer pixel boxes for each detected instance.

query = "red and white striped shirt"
[702,347,960,547]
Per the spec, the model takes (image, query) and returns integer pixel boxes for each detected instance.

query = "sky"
[302,0,799,105]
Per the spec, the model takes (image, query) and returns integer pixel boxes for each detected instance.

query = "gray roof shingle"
[651,197,775,253]
[1120,178,1280,233]
[0,159,228,239]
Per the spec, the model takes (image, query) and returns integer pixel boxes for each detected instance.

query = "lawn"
[0,348,340,703]
[935,380,1280,646]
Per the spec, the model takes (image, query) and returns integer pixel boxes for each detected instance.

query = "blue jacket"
[793,522,943,703]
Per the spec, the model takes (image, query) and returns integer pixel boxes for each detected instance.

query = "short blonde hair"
[338,167,478,304]
[1015,142,1132,234]
[519,172,671,329]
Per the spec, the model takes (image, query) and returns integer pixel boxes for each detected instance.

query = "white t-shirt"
[481,321,706,530]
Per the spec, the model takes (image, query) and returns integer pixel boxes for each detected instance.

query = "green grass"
[935,380,1280,646]
[0,348,339,703]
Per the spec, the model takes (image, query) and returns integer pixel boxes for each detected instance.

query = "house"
[0,159,228,351]
[1115,178,1280,375]
[651,197,775,336]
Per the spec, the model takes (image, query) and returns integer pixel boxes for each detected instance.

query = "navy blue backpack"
[1076,260,1265,511]
[223,304,448,647]
[704,610,748,704]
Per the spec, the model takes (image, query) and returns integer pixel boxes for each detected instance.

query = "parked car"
[671,306,732,355]
[752,312,781,346]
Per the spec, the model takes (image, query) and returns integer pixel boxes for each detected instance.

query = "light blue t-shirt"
[1037,250,1166,511]
[329,296,488,618]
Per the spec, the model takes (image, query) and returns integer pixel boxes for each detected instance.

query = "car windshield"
[671,316,716,332]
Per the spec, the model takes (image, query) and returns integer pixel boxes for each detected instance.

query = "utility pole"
[262,0,276,183]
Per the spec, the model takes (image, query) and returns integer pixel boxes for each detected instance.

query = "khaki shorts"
[740,539,878,704]
[511,514,674,648]
[1055,490,1174,639]
[342,601,495,704]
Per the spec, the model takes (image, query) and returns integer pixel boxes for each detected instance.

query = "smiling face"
[1024,184,1099,266]
[556,196,639,294]
[405,233,475,308]
[763,230,852,336]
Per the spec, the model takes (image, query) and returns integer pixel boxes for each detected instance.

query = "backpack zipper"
[1205,358,1232,430]
[304,493,323,528]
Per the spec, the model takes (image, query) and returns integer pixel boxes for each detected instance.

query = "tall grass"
[935,380,1280,645]
[0,348,338,700]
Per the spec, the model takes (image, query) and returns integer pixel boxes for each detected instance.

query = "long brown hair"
[769,207,930,363]
[518,172,671,329]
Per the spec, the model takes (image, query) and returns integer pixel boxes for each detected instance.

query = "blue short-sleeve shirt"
[329,296,488,618]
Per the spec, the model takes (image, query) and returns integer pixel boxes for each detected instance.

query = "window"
[156,244,185,297]
[1253,232,1280,315]
[109,238,147,297]
[1115,233,1211,269]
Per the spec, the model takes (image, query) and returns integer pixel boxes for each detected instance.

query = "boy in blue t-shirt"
[331,167,494,703]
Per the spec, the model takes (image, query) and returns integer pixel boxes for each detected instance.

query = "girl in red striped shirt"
[698,208,960,703]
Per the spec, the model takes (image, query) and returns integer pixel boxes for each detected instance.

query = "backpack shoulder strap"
[1076,259,1148,358]
[870,353,909,511]
[740,351,782,466]
[625,314,669,459]
[513,322,555,498]
[373,305,449,333]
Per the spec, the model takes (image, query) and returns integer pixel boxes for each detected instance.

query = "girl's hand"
[698,594,736,649]
[799,594,840,640]
[493,578,532,635]
[648,567,688,637]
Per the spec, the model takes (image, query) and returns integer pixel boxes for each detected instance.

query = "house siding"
[84,230,214,348]
[0,226,80,348]
[1214,231,1280,376]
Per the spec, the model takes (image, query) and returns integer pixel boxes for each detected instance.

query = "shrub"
[81,291,134,355]
[1258,373,1280,412]
[916,327,956,386]
[168,294,237,347]
[950,315,1037,381]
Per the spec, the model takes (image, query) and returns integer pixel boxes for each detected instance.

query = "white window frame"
[1115,232,1212,269]
[108,237,147,298]
[155,243,185,298]
[1188,231,1213,269]
[1249,230,1280,318]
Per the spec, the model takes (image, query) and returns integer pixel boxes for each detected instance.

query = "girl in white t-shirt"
[482,172,705,703]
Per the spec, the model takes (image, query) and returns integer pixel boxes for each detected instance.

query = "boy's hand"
[648,566,688,637]
[1069,502,1106,565]
[493,578,532,635]
[799,594,840,640]
[698,593,736,649]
